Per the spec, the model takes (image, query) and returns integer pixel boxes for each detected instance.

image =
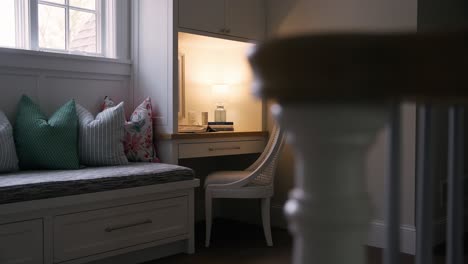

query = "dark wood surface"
[248,32,468,104]
[145,219,465,264]
[145,219,292,264]
[160,131,268,140]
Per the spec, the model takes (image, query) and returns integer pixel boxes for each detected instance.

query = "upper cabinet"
[178,0,266,41]
[179,0,226,35]
[226,0,266,40]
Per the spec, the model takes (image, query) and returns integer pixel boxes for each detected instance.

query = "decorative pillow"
[0,111,19,173]
[14,95,80,170]
[103,97,159,162]
[76,102,128,166]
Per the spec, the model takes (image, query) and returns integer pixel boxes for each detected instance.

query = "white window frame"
[30,0,104,56]
[6,0,117,58]
[15,0,30,49]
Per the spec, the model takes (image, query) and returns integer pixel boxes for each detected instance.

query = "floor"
[145,219,461,264]
[145,219,291,264]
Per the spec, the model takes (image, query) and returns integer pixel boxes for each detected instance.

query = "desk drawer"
[179,140,265,159]
[0,219,43,264]
[53,196,188,262]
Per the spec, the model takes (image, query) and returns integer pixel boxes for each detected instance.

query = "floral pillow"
[103,97,159,162]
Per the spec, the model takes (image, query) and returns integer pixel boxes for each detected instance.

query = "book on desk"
[208,122,234,131]
[178,122,234,133]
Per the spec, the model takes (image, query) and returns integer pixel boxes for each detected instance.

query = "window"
[0,0,18,48]
[0,0,115,57]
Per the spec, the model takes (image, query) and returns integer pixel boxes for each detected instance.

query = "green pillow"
[14,95,80,170]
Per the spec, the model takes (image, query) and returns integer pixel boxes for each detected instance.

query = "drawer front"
[0,219,43,264]
[54,197,188,262]
[179,140,265,159]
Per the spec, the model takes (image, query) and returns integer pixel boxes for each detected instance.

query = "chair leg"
[205,190,212,247]
[261,197,273,246]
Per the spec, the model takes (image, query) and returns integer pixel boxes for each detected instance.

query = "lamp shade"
[212,84,229,103]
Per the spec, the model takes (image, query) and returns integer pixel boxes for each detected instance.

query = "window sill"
[0,47,132,76]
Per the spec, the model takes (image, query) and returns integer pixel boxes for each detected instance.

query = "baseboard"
[272,205,421,252]
[367,218,449,256]
[272,210,419,254]
[367,220,416,255]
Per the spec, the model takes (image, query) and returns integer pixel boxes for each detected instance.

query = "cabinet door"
[226,0,265,40]
[179,0,226,35]
[0,219,43,264]
[54,197,188,262]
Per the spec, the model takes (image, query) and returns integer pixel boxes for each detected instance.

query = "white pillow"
[76,103,128,166]
[0,111,19,173]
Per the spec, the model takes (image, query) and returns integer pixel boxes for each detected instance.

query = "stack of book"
[208,122,234,131]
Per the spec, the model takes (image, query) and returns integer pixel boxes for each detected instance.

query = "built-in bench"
[0,163,200,264]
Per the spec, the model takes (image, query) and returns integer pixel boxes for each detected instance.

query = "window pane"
[70,0,96,10]
[39,4,66,50]
[0,0,16,48]
[70,10,96,53]
[42,0,65,4]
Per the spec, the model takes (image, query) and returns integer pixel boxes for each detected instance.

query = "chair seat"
[204,171,251,187]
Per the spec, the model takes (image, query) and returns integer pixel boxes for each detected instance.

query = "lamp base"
[214,105,226,122]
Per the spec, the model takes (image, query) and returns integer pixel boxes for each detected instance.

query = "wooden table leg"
[273,104,388,264]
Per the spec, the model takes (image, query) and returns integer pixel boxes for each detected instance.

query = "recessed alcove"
[178,32,263,132]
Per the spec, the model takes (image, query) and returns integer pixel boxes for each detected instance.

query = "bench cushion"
[0,163,194,204]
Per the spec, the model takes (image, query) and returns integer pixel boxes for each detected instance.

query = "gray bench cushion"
[0,163,195,204]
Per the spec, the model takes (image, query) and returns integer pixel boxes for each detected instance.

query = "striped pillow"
[76,103,128,166]
[0,111,18,173]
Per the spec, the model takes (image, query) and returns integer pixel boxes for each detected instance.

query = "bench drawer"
[0,219,43,264]
[178,140,265,159]
[53,196,188,262]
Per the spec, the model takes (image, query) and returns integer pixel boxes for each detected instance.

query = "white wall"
[267,0,417,36]
[418,0,468,31]
[132,0,176,135]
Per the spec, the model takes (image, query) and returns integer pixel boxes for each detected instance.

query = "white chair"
[204,126,284,247]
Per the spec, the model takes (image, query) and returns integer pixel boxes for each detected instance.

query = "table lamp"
[212,84,229,122]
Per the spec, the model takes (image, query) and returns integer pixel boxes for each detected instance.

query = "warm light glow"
[178,32,254,85]
[178,32,262,131]
[212,84,229,96]
[211,84,229,104]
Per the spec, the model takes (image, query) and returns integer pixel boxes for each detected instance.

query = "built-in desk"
[158,131,268,164]
[157,131,268,221]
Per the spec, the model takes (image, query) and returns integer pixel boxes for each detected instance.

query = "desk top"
[160,131,268,140]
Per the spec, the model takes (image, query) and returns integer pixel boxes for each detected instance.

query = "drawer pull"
[105,219,152,232]
[208,146,241,151]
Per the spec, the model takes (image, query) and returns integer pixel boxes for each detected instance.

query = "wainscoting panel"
[0,72,39,122]
[39,75,131,117]
[0,54,132,121]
